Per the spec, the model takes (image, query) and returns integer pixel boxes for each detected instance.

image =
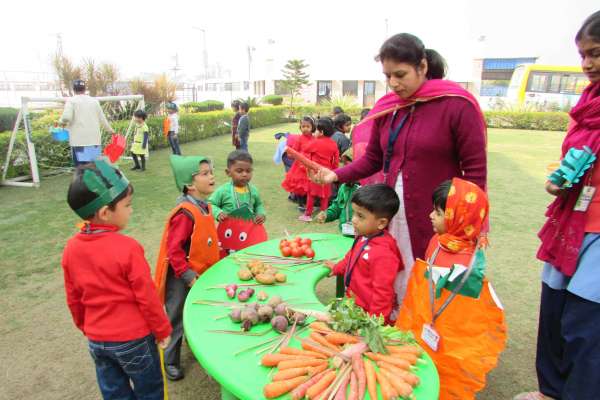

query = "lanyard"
[80,223,113,235]
[231,183,253,210]
[426,243,478,325]
[383,106,414,178]
[185,195,209,215]
[344,231,384,288]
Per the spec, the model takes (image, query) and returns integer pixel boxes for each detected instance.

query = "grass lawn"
[0,122,564,399]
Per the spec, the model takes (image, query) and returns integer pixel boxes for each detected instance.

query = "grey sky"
[2,0,598,82]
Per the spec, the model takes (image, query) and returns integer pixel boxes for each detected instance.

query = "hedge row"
[483,111,569,131]
[181,100,225,113]
[0,106,286,178]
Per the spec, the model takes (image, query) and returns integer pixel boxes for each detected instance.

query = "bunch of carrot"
[261,322,423,399]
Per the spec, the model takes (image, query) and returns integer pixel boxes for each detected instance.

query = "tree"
[129,74,177,114]
[53,55,119,97]
[281,59,310,116]
[52,55,81,96]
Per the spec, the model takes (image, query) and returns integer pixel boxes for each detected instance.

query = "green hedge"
[0,107,18,132]
[181,100,225,113]
[483,111,568,131]
[0,106,286,179]
[261,95,284,106]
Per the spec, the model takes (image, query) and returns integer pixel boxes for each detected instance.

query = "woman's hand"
[310,168,338,185]
[545,181,564,196]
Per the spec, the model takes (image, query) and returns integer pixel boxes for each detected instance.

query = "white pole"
[1,109,23,182]
[21,94,144,103]
[22,99,40,187]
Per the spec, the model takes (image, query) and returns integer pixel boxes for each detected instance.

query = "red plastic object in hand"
[284,146,321,172]
[103,133,126,163]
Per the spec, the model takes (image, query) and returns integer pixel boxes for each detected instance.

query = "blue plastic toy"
[548,146,596,188]
[50,127,69,142]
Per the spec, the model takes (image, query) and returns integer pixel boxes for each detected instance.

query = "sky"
[1,0,599,83]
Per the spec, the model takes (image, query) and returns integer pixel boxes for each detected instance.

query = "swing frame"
[1,94,144,188]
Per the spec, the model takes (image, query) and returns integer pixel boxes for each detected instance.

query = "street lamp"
[192,27,209,81]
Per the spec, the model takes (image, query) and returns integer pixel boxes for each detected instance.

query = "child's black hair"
[300,116,316,132]
[360,108,371,120]
[67,163,134,219]
[231,100,241,109]
[576,10,600,43]
[333,113,352,131]
[134,109,147,120]
[316,117,335,137]
[239,102,250,112]
[227,150,253,168]
[182,159,212,194]
[332,106,344,115]
[432,180,452,211]
[351,183,399,221]
[376,33,447,80]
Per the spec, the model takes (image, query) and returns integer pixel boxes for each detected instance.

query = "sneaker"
[131,166,140,170]
[298,206,306,213]
[298,215,312,222]
[513,392,553,400]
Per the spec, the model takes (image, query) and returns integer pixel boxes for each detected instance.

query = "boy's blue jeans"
[167,132,182,155]
[88,334,164,400]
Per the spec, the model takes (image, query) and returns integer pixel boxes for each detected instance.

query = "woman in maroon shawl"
[314,33,487,306]
[515,11,600,400]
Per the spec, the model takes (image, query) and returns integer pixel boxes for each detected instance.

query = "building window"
[254,80,265,96]
[317,80,332,103]
[342,81,358,97]
[527,73,550,92]
[244,81,250,91]
[206,83,218,91]
[363,81,376,107]
[15,83,35,91]
[274,80,290,95]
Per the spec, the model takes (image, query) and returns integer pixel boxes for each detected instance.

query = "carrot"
[264,375,309,399]
[333,373,350,400]
[363,359,378,400]
[281,346,328,359]
[351,353,366,400]
[375,369,398,400]
[301,339,338,358]
[285,146,322,172]
[306,369,337,399]
[365,352,411,370]
[273,366,311,381]
[309,363,329,375]
[386,344,423,356]
[325,332,360,345]
[388,351,419,365]
[380,368,413,397]
[279,358,328,370]
[310,322,334,333]
[292,370,330,400]
[261,353,316,367]
[311,332,342,352]
[348,371,358,400]
[377,362,420,387]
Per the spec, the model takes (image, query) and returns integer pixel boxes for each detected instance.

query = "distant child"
[332,106,344,118]
[231,100,241,149]
[237,102,250,151]
[130,109,150,171]
[332,113,352,155]
[316,149,359,236]
[209,150,266,224]
[360,108,371,121]
[396,178,507,400]
[324,184,404,324]
[63,160,172,399]
[299,117,339,222]
[273,131,297,173]
[165,102,181,155]
[281,116,316,207]
[154,155,220,381]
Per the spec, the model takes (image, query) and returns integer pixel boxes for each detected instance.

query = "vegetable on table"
[375,369,398,400]
[351,353,366,400]
[365,352,411,370]
[377,361,420,387]
[280,347,328,359]
[263,375,309,399]
[260,353,317,367]
[306,369,337,399]
[363,358,378,400]
[278,358,328,370]
[380,368,413,397]
[326,332,360,345]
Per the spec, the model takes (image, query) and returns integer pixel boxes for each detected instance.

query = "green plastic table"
[183,233,439,400]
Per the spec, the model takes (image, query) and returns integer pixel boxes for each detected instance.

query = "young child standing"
[62,160,171,399]
[324,184,404,324]
[165,102,181,155]
[209,150,266,224]
[236,102,250,151]
[154,155,220,381]
[281,116,316,207]
[130,109,150,171]
[316,149,360,236]
[231,100,241,149]
[331,113,352,155]
[396,178,507,400]
[299,117,339,222]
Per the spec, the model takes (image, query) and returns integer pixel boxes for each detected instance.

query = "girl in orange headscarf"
[396,178,507,400]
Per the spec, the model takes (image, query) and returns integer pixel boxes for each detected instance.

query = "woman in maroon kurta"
[315,33,487,304]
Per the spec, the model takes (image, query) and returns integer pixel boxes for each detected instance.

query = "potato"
[255,273,276,285]
[237,268,253,281]
[271,315,289,333]
[268,295,283,307]
[275,273,287,283]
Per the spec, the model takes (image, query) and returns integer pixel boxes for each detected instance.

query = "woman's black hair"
[239,102,250,112]
[316,117,335,137]
[351,184,400,221]
[333,113,352,131]
[432,180,452,211]
[376,33,447,80]
[67,164,134,219]
[133,109,147,120]
[231,100,241,109]
[300,116,316,132]
[576,11,600,43]
[227,150,253,168]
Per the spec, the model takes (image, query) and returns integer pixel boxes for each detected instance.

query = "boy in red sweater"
[325,184,404,324]
[62,160,172,400]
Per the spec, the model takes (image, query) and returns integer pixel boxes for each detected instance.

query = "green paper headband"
[74,160,130,219]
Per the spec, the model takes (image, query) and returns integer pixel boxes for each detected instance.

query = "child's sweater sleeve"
[332,249,352,276]
[62,249,85,333]
[369,247,403,323]
[208,185,225,219]
[166,212,197,284]
[325,189,344,222]
[127,242,173,340]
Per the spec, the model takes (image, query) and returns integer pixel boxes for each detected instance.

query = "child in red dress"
[281,116,316,209]
[299,117,339,222]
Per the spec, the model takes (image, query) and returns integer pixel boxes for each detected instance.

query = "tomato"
[300,244,309,252]
[304,248,315,258]
[280,239,289,248]
[300,238,312,246]
[291,247,304,258]
[281,246,292,257]
[294,236,303,243]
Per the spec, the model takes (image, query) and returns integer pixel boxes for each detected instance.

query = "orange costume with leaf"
[396,178,507,400]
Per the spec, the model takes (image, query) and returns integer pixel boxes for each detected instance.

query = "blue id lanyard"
[344,231,384,288]
[383,106,415,179]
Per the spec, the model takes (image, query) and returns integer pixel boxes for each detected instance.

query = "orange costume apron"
[396,178,507,400]
[154,202,220,304]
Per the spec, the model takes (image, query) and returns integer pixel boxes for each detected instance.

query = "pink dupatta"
[537,82,600,276]
[352,79,486,185]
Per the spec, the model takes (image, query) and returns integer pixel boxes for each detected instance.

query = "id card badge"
[341,223,355,236]
[574,186,597,212]
[421,324,440,352]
